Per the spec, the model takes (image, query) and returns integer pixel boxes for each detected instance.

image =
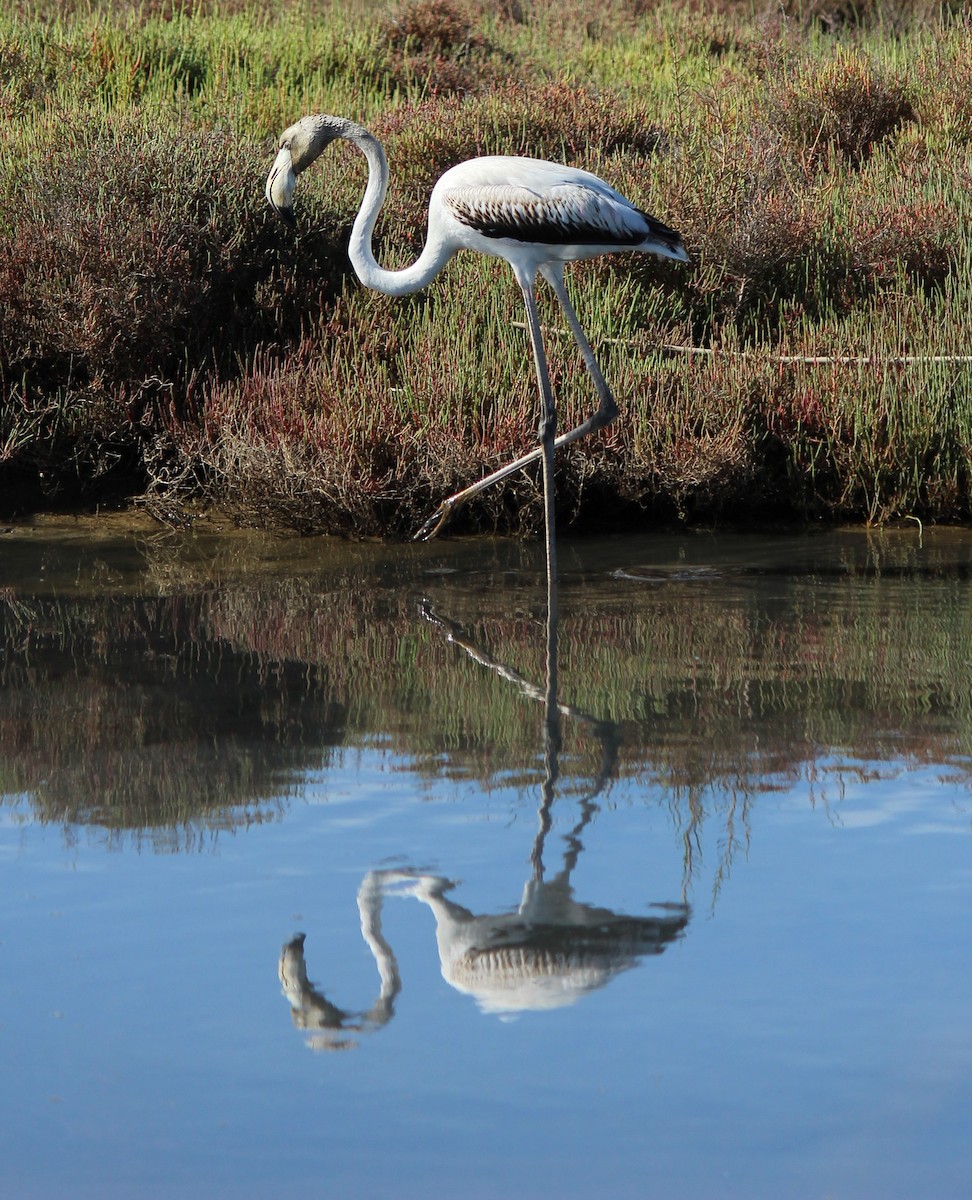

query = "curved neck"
[347,128,454,297]
[356,875,401,1025]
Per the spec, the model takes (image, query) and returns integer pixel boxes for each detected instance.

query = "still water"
[1,516,971,1199]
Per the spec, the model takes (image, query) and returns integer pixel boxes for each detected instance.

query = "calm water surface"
[2,517,971,1199]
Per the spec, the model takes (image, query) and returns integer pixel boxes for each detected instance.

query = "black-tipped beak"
[275,204,296,228]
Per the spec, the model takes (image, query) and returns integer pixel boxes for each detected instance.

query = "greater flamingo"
[266,113,688,591]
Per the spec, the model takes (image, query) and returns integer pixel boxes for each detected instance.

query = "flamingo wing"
[442,179,668,248]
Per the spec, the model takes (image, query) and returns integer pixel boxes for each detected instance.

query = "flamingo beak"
[266,146,297,226]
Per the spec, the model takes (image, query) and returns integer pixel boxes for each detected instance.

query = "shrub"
[767,51,915,167]
[379,0,511,95]
[853,198,959,292]
[0,113,348,506]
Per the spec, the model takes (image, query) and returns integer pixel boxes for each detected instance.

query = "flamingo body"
[435,158,684,276]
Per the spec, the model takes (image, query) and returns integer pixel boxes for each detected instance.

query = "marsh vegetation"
[2,0,971,532]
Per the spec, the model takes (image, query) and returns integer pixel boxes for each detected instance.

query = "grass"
[1,0,972,532]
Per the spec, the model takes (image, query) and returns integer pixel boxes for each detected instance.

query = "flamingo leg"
[413,267,618,541]
[489,283,564,792]
[542,264,619,436]
[518,280,560,646]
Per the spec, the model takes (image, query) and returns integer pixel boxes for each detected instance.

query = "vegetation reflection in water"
[3,518,972,1050]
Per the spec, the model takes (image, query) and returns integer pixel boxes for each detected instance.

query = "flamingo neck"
[346,129,454,297]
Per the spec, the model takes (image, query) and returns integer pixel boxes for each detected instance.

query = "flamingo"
[265,113,687,590]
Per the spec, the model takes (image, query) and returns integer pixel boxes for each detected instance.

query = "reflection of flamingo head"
[278,934,361,1051]
[400,872,690,1016]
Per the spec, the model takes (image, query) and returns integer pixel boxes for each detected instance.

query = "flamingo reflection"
[281,852,687,1047]
[280,591,689,1047]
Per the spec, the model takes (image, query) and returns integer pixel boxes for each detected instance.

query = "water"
[1,515,971,1198]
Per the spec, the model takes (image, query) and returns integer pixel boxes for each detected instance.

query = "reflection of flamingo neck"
[357,874,402,1020]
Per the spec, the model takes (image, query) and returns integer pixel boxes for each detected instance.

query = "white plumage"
[266,113,688,555]
[441,163,677,255]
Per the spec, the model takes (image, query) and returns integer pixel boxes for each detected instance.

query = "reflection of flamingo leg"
[420,600,621,881]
